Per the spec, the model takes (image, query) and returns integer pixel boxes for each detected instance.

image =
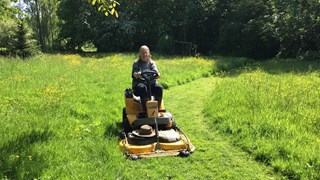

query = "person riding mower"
[119,70,195,159]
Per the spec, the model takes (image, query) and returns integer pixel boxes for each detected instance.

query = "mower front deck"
[119,127,195,159]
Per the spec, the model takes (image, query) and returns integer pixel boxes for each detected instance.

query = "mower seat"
[133,95,155,103]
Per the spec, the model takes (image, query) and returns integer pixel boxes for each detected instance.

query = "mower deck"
[119,127,195,159]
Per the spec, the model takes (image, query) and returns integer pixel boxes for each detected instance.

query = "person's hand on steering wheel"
[133,71,141,79]
[154,72,160,79]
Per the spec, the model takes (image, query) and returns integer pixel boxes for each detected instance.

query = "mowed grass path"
[102,77,278,179]
[163,77,277,179]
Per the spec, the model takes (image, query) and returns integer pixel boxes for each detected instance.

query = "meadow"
[0,53,220,179]
[206,59,320,179]
[0,53,319,179]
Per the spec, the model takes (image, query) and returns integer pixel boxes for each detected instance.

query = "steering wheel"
[139,70,158,82]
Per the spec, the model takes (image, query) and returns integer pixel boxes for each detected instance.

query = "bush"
[0,18,16,56]
[298,51,320,61]
[0,19,39,58]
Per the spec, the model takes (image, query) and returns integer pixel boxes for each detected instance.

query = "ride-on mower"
[119,70,195,159]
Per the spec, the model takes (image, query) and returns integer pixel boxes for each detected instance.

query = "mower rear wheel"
[123,108,132,133]
[179,150,190,157]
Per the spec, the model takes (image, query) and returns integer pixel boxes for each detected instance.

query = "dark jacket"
[132,59,159,87]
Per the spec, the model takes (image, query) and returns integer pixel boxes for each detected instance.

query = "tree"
[58,0,96,51]
[271,0,320,57]
[0,0,39,58]
[185,0,220,53]
[14,20,30,59]
[0,0,19,56]
[0,0,19,17]
[215,0,280,59]
[56,0,319,59]
[0,19,17,56]
[22,0,60,51]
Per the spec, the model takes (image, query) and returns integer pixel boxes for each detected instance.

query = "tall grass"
[205,60,320,179]
[157,56,215,88]
[0,54,127,178]
[0,54,218,179]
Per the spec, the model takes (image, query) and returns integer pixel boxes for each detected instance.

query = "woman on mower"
[132,45,163,116]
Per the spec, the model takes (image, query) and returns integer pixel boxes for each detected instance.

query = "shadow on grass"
[213,56,253,72]
[0,129,52,179]
[250,59,320,74]
[103,122,122,139]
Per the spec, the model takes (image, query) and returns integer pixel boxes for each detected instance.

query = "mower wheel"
[123,108,132,133]
[179,150,190,157]
[129,155,139,160]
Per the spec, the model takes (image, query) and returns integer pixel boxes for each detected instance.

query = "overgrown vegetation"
[0,54,217,179]
[1,54,319,179]
[205,59,320,179]
[1,0,319,58]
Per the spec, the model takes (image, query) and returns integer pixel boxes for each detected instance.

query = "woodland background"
[1,0,319,59]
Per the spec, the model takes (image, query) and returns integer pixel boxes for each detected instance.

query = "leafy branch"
[88,0,119,18]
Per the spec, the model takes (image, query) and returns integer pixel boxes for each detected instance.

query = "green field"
[0,54,319,179]
[205,59,320,179]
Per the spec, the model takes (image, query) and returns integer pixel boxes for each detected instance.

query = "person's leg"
[152,83,163,109]
[133,83,148,113]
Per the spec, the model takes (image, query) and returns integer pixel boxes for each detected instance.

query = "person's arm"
[150,61,160,78]
[132,61,141,79]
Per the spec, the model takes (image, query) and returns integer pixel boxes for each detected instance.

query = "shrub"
[0,18,16,56]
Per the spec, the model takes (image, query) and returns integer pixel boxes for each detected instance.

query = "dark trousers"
[133,83,163,112]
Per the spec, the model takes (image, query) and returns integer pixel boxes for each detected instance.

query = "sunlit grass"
[0,54,221,179]
[205,62,320,179]
[158,56,215,88]
[3,54,315,179]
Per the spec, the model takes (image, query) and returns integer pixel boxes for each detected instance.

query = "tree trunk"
[34,0,45,51]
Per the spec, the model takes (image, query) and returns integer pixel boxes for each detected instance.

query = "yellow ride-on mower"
[119,70,195,159]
